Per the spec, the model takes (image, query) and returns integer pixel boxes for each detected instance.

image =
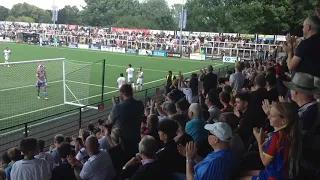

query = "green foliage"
[6,16,35,23]
[3,0,320,34]
[0,6,9,21]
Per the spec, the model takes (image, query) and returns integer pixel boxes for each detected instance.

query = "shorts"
[37,82,47,87]
[4,56,9,61]
[137,78,143,85]
[127,77,133,83]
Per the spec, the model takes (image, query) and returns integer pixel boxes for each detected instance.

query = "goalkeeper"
[36,62,48,100]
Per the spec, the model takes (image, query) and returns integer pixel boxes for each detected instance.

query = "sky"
[2,0,184,10]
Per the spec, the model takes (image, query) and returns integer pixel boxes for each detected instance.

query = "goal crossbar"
[0,58,65,66]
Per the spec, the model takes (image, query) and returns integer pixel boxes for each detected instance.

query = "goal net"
[0,58,101,129]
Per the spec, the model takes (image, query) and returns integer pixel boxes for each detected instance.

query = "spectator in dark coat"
[200,65,218,95]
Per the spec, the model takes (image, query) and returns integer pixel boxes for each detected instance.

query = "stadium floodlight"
[0,58,98,128]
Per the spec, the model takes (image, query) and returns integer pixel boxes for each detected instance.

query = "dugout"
[16,32,40,44]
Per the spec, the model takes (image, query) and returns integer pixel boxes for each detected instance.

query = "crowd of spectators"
[1,13,320,180]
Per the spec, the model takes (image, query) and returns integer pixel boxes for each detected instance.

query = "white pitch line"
[0,64,225,122]
[67,59,182,73]
[5,42,221,64]
[0,80,63,92]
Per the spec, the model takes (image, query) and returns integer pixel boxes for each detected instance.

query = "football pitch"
[0,43,231,130]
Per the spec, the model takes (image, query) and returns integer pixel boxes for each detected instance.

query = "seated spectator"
[108,128,127,177]
[11,138,51,180]
[142,114,162,149]
[120,135,170,180]
[175,98,190,119]
[5,147,22,180]
[70,136,116,180]
[0,152,10,169]
[35,140,54,171]
[155,101,177,120]
[219,91,233,113]
[217,112,244,164]
[51,142,77,180]
[205,90,221,123]
[240,102,301,180]
[98,126,112,150]
[185,122,236,180]
[157,119,186,174]
[0,169,5,180]
[172,113,188,141]
[75,130,91,165]
[265,74,279,102]
[186,103,208,146]
[50,134,64,167]
[223,85,233,94]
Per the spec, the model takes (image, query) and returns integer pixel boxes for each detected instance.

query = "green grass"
[0,43,231,130]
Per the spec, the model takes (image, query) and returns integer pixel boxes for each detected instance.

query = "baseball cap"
[204,122,232,142]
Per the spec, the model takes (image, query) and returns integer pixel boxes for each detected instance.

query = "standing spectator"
[284,16,320,77]
[205,90,221,123]
[234,92,257,146]
[186,103,208,146]
[265,74,279,102]
[5,148,22,180]
[240,102,302,180]
[35,140,55,171]
[185,122,235,180]
[229,62,245,92]
[157,119,186,174]
[51,143,77,180]
[178,72,199,103]
[283,72,320,179]
[108,84,144,158]
[219,91,233,113]
[200,65,218,95]
[11,138,51,180]
[165,71,176,94]
[250,75,268,121]
[50,134,64,167]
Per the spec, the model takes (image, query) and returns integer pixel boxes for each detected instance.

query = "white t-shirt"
[126,68,134,78]
[34,152,55,171]
[117,77,126,89]
[3,49,10,57]
[182,88,196,104]
[10,159,51,180]
[137,71,143,79]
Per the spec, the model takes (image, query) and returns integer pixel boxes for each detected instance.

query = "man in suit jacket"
[108,84,144,158]
[120,136,170,180]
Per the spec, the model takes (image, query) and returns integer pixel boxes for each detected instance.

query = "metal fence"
[0,64,234,155]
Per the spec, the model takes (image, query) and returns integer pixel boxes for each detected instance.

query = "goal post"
[0,58,100,128]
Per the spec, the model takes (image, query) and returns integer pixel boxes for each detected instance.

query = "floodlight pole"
[179,1,184,57]
[52,0,57,44]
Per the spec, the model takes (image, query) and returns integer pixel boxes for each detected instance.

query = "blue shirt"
[194,149,234,180]
[185,117,208,145]
[5,163,14,180]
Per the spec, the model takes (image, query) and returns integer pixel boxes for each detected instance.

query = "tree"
[10,3,51,23]
[58,5,80,24]
[0,6,9,21]
[6,16,35,23]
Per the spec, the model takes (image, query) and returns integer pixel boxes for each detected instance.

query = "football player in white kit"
[136,67,143,91]
[126,64,135,86]
[117,73,126,89]
[3,47,11,67]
